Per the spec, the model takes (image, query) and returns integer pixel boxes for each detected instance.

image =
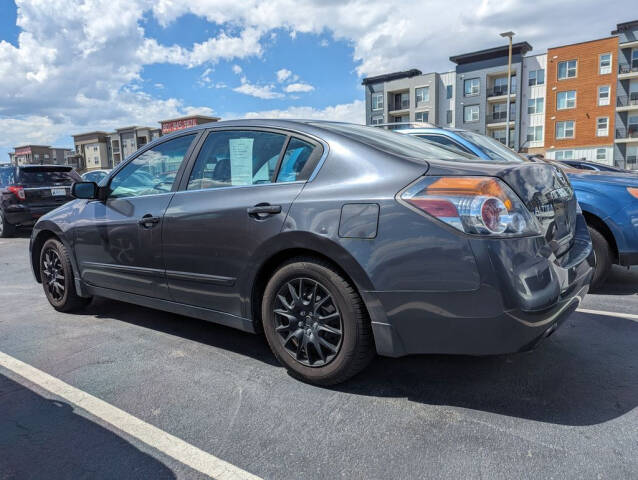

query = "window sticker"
[229,137,254,185]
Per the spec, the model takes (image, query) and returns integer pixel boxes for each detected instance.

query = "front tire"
[262,258,374,385]
[40,238,91,312]
[0,210,16,238]
[588,226,612,290]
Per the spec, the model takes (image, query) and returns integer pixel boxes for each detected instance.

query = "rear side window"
[277,137,318,182]
[187,130,288,190]
[18,168,81,185]
[0,167,16,186]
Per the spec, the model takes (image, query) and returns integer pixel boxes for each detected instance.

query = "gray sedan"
[29,120,594,385]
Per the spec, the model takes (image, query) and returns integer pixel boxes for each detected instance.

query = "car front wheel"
[40,238,91,312]
[262,258,374,385]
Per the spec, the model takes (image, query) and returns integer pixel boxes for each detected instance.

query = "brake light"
[8,185,25,201]
[399,176,541,237]
[628,187,638,199]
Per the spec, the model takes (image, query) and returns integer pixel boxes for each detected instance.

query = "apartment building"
[613,20,638,169]
[72,131,110,171]
[521,54,547,154]
[11,145,73,166]
[362,69,454,126]
[450,42,531,150]
[108,126,161,167]
[544,37,618,164]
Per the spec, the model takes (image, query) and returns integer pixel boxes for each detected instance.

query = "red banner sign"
[161,118,197,134]
[15,146,32,155]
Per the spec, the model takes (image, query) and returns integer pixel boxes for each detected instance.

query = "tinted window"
[277,138,317,182]
[456,130,527,163]
[310,123,471,161]
[109,134,195,199]
[415,135,473,155]
[18,168,81,185]
[187,130,287,190]
[0,167,16,186]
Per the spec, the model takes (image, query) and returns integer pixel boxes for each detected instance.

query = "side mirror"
[72,181,98,199]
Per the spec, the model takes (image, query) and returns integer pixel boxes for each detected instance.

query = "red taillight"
[8,185,25,201]
[406,198,459,218]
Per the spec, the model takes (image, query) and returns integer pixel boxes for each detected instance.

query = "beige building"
[108,126,161,167]
[72,131,110,172]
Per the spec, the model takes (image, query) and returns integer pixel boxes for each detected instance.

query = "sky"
[0,0,634,162]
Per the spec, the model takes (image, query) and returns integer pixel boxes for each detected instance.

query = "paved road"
[1,233,637,479]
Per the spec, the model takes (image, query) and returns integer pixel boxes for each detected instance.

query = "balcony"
[486,110,515,125]
[617,94,638,111]
[619,63,638,79]
[487,85,516,98]
[615,125,638,143]
[389,99,410,112]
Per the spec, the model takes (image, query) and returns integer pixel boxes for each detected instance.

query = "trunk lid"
[17,167,79,208]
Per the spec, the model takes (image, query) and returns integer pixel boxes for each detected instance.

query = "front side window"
[558,60,577,80]
[415,87,430,105]
[415,111,429,122]
[599,53,612,74]
[555,150,574,161]
[186,130,287,191]
[596,148,607,161]
[464,105,479,122]
[109,134,196,199]
[527,98,544,114]
[598,85,610,106]
[528,69,545,86]
[371,92,383,111]
[557,90,576,110]
[556,121,575,139]
[446,85,453,99]
[596,117,609,137]
[464,78,480,96]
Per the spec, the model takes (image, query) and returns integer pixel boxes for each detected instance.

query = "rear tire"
[0,210,16,238]
[40,238,91,312]
[588,226,612,290]
[261,257,374,385]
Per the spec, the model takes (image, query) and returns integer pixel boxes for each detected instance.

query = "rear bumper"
[3,204,61,226]
[366,214,594,357]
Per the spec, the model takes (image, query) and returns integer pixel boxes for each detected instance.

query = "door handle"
[138,214,160,228]
[247,204,282,216]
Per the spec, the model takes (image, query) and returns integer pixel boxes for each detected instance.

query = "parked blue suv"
[397,125,638,288]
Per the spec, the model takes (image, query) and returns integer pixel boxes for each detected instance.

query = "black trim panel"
[81,261,164,278]
[165,270,236,286]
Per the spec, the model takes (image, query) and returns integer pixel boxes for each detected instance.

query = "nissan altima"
[30,120,594,385]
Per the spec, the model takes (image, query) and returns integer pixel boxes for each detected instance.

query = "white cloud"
[233,81,284,99]
[241,100,364,124]
[276,68,292,83]
[232,64,242,74]
[284,82,314,93]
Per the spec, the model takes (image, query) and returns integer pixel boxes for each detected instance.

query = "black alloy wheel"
[273,277,343,367]
[42,247,66,302]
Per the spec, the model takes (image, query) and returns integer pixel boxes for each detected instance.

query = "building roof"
[361,69,423,86]
[612,20,638,34]
[159,114,221,124]
[449,42,533,65]
[13,145,51,149]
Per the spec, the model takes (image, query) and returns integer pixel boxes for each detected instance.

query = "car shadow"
[0,373,176,479]
[592,265,638,295]
[84,297,637,427]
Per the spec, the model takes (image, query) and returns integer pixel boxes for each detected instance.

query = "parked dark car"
[559,160,637,174]
[30,120,593,385]
[0,164,81,237]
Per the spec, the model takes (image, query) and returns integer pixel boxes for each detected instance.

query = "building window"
[596,117,609,137]
[371,92,383,111]
[596,148,607,161]
[370,115,383,125]
[599,53,612,75]
[556,120,575,139]
[446,85,453,99]
[464,78,480,96]
[463,105,479,122]
[528,69,545,86]
[557,90,576,110]
[632,49,638,69]
[393,92,409,110]
[598,85,610,106]
[446,109,453,124]
[555,150,574,161]
[527,98,544,114]
[557,60,577,80]
[415,87,430,105]
[627,146,638,169]
[415,111,429,123]
[527,126,543,142]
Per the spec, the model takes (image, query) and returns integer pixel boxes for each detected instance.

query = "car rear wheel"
[262,258,374,385]
[40,238,91,312]
[588,226,612,290]
[0,210,16,238]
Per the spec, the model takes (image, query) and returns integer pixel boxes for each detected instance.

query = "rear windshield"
[309,123,479,162]
[18,168,81,185]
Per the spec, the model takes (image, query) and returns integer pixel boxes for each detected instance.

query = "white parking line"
[576,308,638,322]
[0,350,262,480]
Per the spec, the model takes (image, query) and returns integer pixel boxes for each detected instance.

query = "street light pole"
[500,31,515,149]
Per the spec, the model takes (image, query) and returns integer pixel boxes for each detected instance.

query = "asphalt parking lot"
[1,231,637,479]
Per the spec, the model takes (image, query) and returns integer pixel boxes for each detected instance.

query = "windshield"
[310,122,479,162]
[456,130,527,163]
[18,168,81,186]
